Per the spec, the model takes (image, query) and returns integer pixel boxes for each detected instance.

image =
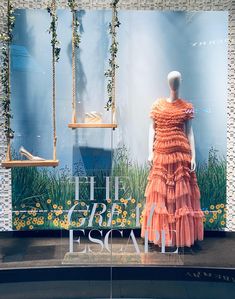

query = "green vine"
[68,0,81,48]
[104,0,121,111]
[47,0,60,62]
[0,0,15,139]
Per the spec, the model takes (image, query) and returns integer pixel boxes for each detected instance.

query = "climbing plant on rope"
[47,0,60,161]
[104,0,121,112]
[68,0,81,123]
[0,0,15,160]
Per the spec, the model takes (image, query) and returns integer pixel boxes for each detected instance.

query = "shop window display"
[0,0,230,272]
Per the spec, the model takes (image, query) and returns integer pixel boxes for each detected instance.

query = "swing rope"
[111,5,116,124]
[6,0,12,161]
[72,11,76,123]
[51,0,57,161]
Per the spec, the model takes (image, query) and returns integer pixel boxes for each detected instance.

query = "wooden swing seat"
[1,159,59,168]
[68,123,117,129]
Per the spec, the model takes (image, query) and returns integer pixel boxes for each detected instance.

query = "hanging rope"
[47,0,60,161]
[104,0,120,124]
[1,0,15,161]
[68,0,81,123]
[6,0,11,160]
[72,11,76,123]
[111,5,116,124]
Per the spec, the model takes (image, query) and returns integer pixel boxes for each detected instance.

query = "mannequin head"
[167,71,182,92]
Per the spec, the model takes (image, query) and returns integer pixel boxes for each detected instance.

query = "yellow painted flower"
[123,211,127,215]
[26,220,31,225]
[81,202,85,206]
[29,225,33,230]
[122,214,127,219]
[127,220,131,225]
[47,199,52,204]
[131,198,136,204]
[83,211,88,216]
[210,205,215,210]
[213,214,217,219]
[107,213,111,218]
[96,218,100,224]
[32,212,37,217]
[217,209,222,214]
[36,203,40,208]
[137,203,142,208]
[21,215,25,219]
[53,204,57,209]
[220,204,225,209]
[122,219,127,223]
[112,220,116,225]
[15,211,19,216]
[74,200,78,205]
[13,221,18,226]
[223,214,227,218]
[140,218,143,224]
[216,204,221,210]
[106,198,112,203]
[103,222,107,227]
[58,206,63,210]
[72,221,76,226]
[205,210,209,215]
[221,221,225,226]
[124,199,128,204]
[48,215,52,220]
[209,218,214,223]
[131,213,136,218]
[64,215,68,219]
[55,211,61,216]
[66,200,71,205]
[117,218,121,223]
[120,198,125,203]
[53,219,58,225]
[16,226,20,230]
[202,217,206,222]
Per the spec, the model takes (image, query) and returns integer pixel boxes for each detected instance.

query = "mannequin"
[148,71,196,172]
[141,71,204,248]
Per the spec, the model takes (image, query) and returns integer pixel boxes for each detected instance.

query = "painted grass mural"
[12,146,226,231]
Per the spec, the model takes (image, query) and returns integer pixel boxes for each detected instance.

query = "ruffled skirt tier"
[141,151,204,247]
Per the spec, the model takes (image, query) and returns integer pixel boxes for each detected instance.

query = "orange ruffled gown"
[141,98,204,247]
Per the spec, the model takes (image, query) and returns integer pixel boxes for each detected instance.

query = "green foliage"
[0,0,15,139]
[104,0,120,111]
[47,1,61,62]
[68,0,81,48]
[196,147,226,207]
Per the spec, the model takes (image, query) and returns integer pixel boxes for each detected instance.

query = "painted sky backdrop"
[11,10,228,169]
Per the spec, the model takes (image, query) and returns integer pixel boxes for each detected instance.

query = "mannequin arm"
[185,119,196,171]
[148,120,155,165]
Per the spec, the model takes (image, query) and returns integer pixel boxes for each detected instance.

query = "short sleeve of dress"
[149,100,159,119]
[185,102,194,120]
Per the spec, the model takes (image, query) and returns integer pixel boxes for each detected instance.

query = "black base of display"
[0,228,232,238]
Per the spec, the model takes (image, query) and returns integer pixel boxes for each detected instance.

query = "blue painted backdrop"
[11,10,228,170]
